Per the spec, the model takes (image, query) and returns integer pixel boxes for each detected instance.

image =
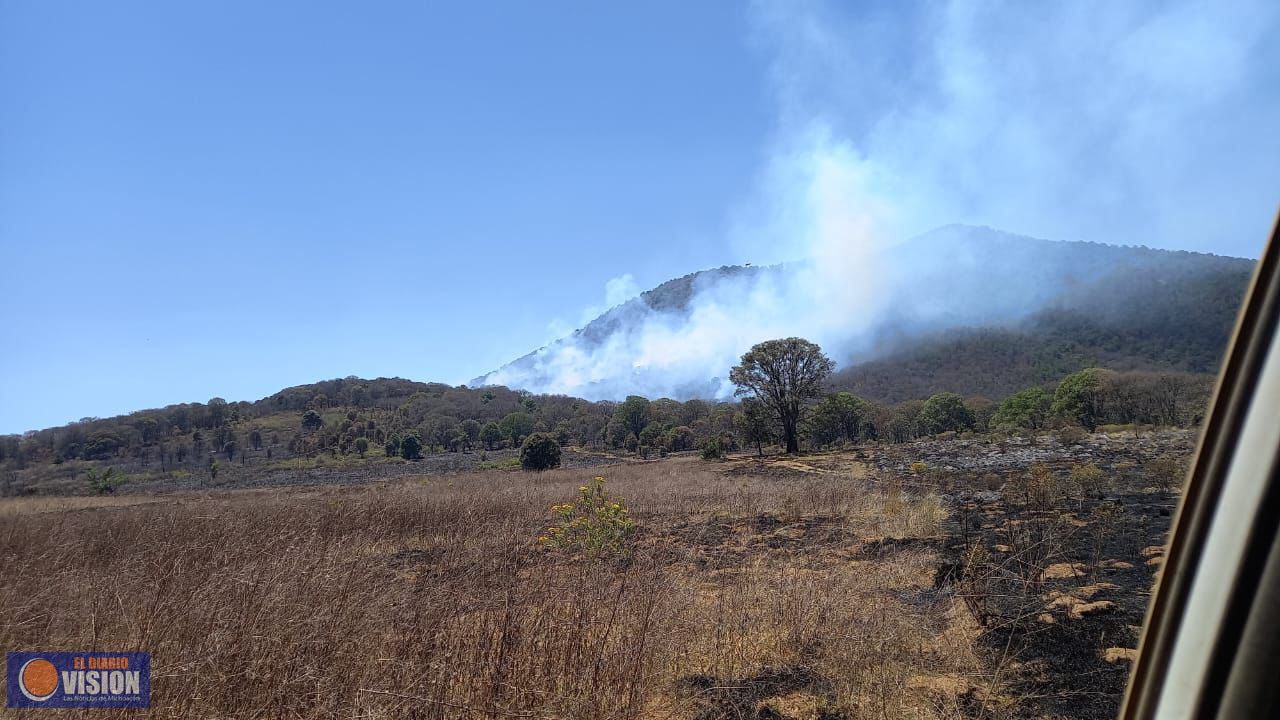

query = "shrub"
[1069,463,1107,497]
[85,466,119,494]
[1024,463,1059,510]
[538,476,636,557]
[700,439,722,460]
[1147,455,1187,492]
[909,461,927,475]
[520,433,562,471]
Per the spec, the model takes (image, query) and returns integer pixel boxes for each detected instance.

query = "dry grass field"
[2,430,1189,719]
[0,455,1000,720]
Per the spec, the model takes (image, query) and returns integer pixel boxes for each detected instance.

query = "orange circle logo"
[18,658,58,701]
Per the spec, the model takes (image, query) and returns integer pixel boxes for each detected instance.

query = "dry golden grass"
[0,456,989,719]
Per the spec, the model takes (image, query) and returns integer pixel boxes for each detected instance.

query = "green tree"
[480,421,503,450]
[729,337,834,454]
[994,386,1052,430]
[553,420,573,447]
[301,410,324,432]
[207,397,229,427]
[735,397,775,456]
[83,430,124,460]
[667,426,696,451]
[134,417,160,444]
[604,418,628,448]
[499,412,535,447]
[809,392,868,446]
[1053,368,1115,431]
[918,393,975,435]
[520,432,562,471]
[460,419,481,451]
[613,396,651,450]
[399,433,423,460]
[425,417,462,452]
[638,421,665,449]
[355,437,369,457]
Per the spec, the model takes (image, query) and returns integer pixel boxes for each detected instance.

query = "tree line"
[0,346,1214,474]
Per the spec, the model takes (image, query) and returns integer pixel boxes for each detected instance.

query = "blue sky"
[0,2,772,432]
[2,0,1278,433]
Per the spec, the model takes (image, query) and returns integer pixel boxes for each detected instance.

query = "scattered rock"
[1045,592,1082,610]
[1075,582,1120,599]
[1069,600,1116,619]
[1141,545,1166,557]
[1041,562,1087,580]
[1037,613,1056,624]
[1102,647,1139,664]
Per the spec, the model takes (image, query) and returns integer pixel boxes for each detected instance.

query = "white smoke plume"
[478,0,1280,400]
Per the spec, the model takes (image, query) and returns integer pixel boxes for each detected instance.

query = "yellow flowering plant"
[538,475,636,557]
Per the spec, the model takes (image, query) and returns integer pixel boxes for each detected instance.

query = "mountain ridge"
[473,224,1254,398]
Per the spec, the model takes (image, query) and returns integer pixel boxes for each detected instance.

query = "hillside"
[476,225,1254,401]
[470,263,773,394]
[832,253,1251,402]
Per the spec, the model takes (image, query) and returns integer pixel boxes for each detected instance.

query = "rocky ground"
[877,429,1191,719]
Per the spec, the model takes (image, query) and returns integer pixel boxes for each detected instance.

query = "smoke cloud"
[478,0,1279,400]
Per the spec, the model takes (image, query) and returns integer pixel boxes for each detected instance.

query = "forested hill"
[475,224,1255,399]
[831,237,1253,402]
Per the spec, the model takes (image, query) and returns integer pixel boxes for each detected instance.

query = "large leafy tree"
[1053,368,1116,430]
[729,337,834,454]
[399,433,423,460]
[918,392,976,435]
[480,421,503,450]
[460,419,481,451]
[809,392,869,446]
[613,396,652,449]
[499,412,535,447]
[994,386,1052,430]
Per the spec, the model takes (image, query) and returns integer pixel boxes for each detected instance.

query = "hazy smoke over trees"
[476,0,1278,400]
